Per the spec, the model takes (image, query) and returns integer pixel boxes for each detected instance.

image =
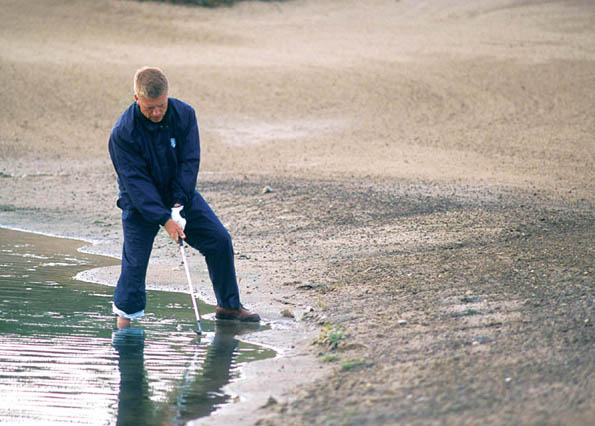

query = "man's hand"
[164,218,185,243]
[171,205,186,229]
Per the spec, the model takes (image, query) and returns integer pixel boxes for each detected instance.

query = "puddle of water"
[0,227,275,425]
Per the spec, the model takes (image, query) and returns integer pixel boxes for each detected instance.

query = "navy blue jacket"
[108,98,200,225]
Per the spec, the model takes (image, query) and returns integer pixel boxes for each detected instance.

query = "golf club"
[179,237,203,335]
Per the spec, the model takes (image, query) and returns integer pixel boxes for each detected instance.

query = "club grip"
[178,237,183,247]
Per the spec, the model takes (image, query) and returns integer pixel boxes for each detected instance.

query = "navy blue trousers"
[113,191,240,316]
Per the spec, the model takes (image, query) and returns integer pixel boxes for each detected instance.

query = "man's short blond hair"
[134,67,168,99]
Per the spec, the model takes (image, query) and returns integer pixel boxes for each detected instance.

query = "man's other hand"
[164,219,185,243]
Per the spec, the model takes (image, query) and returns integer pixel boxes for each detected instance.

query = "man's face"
[135,92,168,123]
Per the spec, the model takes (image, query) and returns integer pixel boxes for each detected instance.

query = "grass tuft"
[315,324,345,350]
[340,359,368,372]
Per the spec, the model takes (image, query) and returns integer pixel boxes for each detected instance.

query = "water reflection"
[0,227,274,425]
[113,329,152,425]
[113,321,261,426]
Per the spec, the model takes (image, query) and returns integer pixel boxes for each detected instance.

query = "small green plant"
[340,359,367,372]
[320,353,339,363]
[316,297,328,311]
[315,324,345,350]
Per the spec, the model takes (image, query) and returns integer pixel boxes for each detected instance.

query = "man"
[108,66,260,329]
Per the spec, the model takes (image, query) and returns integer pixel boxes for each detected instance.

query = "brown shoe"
[215,304,261,322]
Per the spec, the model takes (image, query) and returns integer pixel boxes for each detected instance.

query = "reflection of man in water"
[112,322,255,424]
[111,329,154,426]
[175,322,254,422]
[108,67,260,329]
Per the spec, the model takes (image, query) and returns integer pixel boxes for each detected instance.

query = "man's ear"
[134,94,139,103]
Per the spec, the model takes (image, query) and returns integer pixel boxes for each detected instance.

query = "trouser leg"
[114,209,159,316]
[183,191,241,309]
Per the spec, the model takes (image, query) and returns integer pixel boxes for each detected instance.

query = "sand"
[1,0,593,424]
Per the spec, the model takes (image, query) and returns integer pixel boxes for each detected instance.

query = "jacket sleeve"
[109,130,171,225]
[171,107,200,206]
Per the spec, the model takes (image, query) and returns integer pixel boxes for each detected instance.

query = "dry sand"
[1,0,594,425]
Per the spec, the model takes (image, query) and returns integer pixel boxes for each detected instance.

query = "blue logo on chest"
[170,138,176,148]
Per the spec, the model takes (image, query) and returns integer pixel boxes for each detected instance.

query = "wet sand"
[1,0,593,424]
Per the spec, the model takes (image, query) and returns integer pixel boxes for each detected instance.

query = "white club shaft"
[179,243,203,334]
